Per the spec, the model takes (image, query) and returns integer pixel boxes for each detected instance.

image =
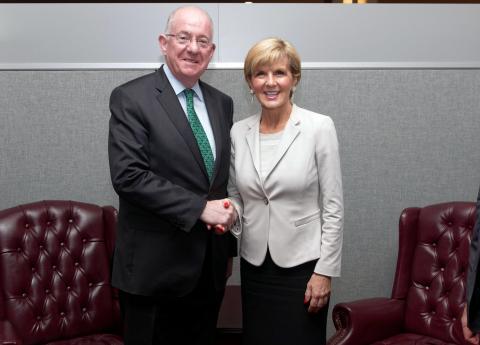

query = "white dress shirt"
[163,64,216,159]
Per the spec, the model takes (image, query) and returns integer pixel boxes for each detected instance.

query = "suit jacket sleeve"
[108,86,207,232]
[227,123,244,239]
[314,117,344,277]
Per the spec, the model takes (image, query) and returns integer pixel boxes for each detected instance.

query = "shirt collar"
[163,64,204,102]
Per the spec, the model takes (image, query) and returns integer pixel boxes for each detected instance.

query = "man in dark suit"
[463,187,480,344]
[108,6,237,345]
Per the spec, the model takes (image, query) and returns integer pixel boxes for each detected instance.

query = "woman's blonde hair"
[243,38,301,86]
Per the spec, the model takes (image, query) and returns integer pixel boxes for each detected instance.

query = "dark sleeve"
[108,86,206,232]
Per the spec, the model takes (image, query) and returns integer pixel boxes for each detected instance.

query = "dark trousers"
[120,249,225,345]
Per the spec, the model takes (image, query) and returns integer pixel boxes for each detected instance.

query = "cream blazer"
[228,105,343,277]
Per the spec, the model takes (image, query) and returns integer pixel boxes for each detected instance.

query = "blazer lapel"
[245,114,262,184]
[201,81,223,185]
[154,68,209,182]
[263,106,301,180]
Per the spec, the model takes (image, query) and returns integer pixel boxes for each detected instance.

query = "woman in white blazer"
[227,38,344,345]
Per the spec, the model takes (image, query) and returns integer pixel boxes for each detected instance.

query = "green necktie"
[184,89,214,180]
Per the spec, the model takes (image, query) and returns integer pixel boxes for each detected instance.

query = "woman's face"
[249,57,297,112]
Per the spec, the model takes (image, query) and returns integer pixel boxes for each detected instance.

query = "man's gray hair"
[165,6,214,38]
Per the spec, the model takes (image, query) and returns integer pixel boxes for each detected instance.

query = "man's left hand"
[463,305,480,344]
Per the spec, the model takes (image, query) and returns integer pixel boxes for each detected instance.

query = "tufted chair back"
[0,200,122,345]
[391,202,476,344]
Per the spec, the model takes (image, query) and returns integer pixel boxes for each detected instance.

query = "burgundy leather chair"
[0,200,123,345]
[328,202,476,345]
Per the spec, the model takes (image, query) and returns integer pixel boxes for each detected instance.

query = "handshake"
[200,198,238,235]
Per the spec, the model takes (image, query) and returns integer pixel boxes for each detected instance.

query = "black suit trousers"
[120,241,225,345]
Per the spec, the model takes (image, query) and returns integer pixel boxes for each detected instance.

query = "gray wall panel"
[0,3,219,64]
[1,3,480,67]
[1,69,479,335]
[218,4,480,63]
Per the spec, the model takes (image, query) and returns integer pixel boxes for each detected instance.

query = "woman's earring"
[291,86,297,102]
[250,89,255,103]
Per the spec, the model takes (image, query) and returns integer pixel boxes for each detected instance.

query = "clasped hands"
[200,198,237,235]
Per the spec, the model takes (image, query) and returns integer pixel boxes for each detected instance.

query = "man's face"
[159,8,215,88]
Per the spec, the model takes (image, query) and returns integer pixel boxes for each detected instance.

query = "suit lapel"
[263,106,301,180]
[245,115,263,184]
[154,68,209,182]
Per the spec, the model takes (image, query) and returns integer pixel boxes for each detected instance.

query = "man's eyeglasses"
[165,32,212,49]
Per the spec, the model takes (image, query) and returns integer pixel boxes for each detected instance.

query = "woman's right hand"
[201,198,237,234]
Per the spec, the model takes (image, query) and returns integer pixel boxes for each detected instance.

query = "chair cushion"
[0,201,119,345]
[371,333,456,345]
[403,203,475,343]
[327,202,476,345]
[45,333,123,345]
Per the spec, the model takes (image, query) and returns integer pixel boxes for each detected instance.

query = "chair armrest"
[0,319,22,345]
[327,298,404,345]
[102,205,118,259]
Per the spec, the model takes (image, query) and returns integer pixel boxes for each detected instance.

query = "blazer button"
[264,198,269,205]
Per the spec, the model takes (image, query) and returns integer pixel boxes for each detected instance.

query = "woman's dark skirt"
[240,250,328,345]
